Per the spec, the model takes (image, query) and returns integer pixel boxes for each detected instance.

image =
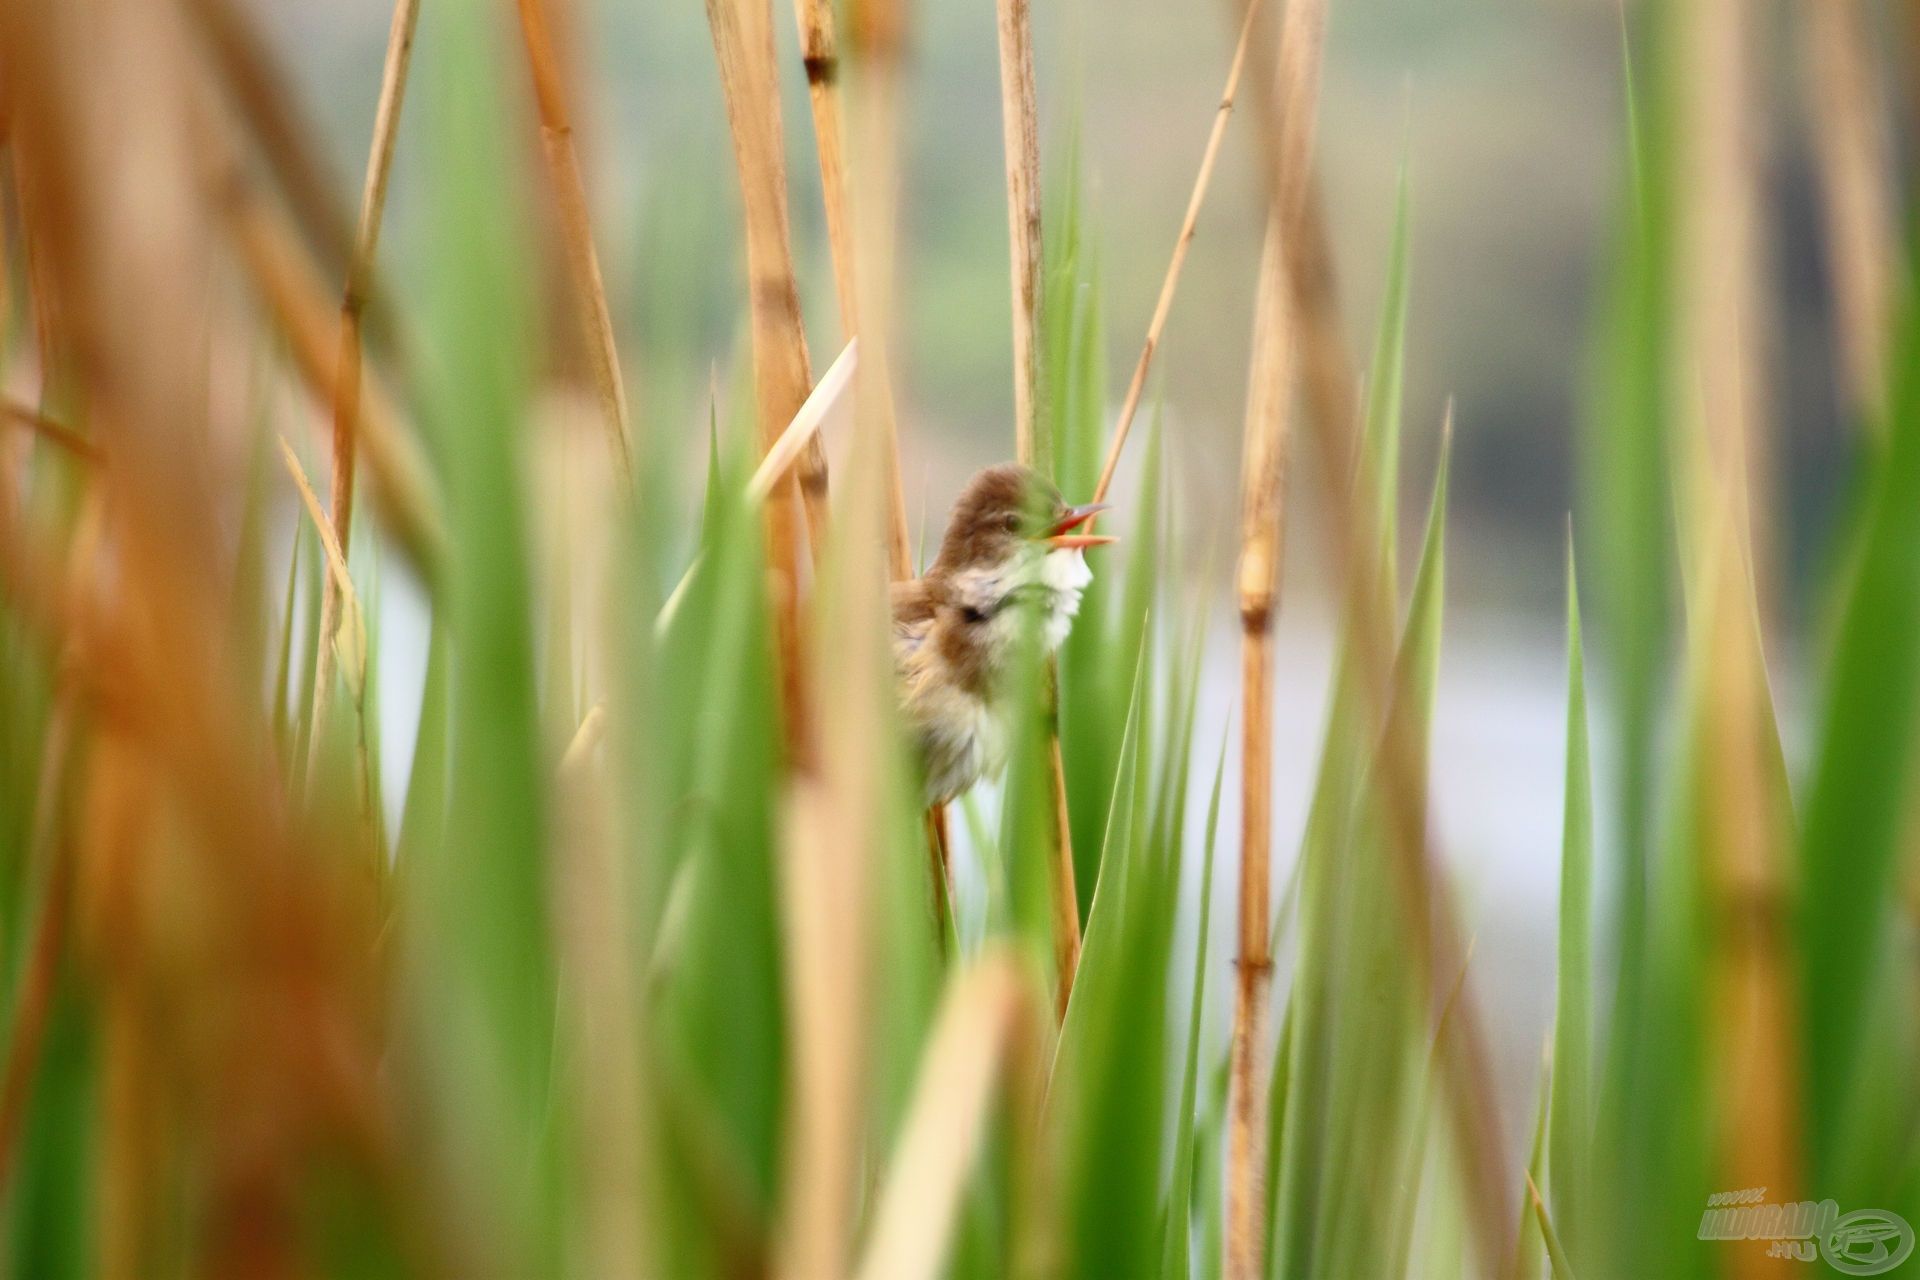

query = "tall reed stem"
[1233,0,1516,1264]
[790,0,911,580]
[994,0,1045,472]
[705,0,829,755]
[515,0,635,488]
[1092,0,1261,505]
[1227,214,1291,1280]
[310,0,419,787]
[991,0,1080,1011]
[212,145,447,582]
[1674,0,1801,1214]
[773,0,906,1271]
[1801,0,1899,425]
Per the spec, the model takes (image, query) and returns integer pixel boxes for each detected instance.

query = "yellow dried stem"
[1227,213,1291,1280]
[1230,0,1517,1266]
[1677,0,1802,1215]
[1,398,101,464]
[772,1,903,1273]
[553,704,653,1279]
[854,952,1044,1280]
[1092,0,1262,505]
[989,0,1080,1015]
[1801,0,1899,425]
[279,436,377,841]
[1044,731,1081,1019]
[312,0,420,775]
[706,0,829,754]
[747,337,859,503]
[790,0,912,581]
[179,0,356,278]
[994,0,1045,470]
[515,0,635,489]
[705,0,831,556]
[214,151,448,585]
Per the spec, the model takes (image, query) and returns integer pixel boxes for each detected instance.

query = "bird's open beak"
[1041,504,1117,550]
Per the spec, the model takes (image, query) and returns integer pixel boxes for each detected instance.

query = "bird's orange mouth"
[1042,503,1117,550]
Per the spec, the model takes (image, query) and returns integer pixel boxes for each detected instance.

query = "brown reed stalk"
[793,0,858,340]
[994,0,1046,471]
[790,0,912,581]
[6,7,400,1265]
[773,0,905,1273]
[988,0,1081,1014]
[1091,0,1262,505]
[210,144,448,584]
[1674,0,1802,1218]
[853,951,1044,1280]
[1801,0,1899,425]
[178,0,356,278]
[515,0,635,488]
[1,398,101,463]
[6,148,64,388]
[746,336,859,502]
[1043,731,1080,1014]
[310,0,420,781]
[706,0,830,755]
[1227,211,1291,1280]
[554,706,653,1279]
[1228,0,1517,1267]
[280,436,378,848]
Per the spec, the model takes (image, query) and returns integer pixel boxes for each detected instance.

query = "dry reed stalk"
[515,0,635,488]
[6,5,399,1264]
[994,0,1045,469]
[794,0,858,338]
[279,436,377,844]
[853,951,1044,1280]
[747,336,859,502]
[657,336,860,641]
[310,0,420,779]
[1,397,101,463]
[178,0,356,278]
[554,705,653,1280]
[6,146,64,387]
[1229,0,1517,1265]
[924,806,954,946]
[772,0,905,1272]
[987,0,1081,1012]
[705,0,830,756]
[1801,0,1899,424]
[212,149,448,582]
[1674,0,1802,1225]
[1227,212,1291,1280]
[1044,731,1080,1015]
[790,0,912,581]
[1091,0,1262,506]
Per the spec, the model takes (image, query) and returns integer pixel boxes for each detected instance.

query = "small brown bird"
[892,463,1116,805]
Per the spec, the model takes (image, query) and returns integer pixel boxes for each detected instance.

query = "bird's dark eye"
[1003,512,1021,534]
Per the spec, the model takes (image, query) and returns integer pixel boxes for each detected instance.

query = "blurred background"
[240,0,1878,1133]
[263,0,1860,615]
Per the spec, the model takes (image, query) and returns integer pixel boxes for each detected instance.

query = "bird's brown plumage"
[891,464,1105,804]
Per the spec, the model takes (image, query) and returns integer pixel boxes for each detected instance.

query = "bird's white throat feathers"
[947,545,1093,657]
[1033,545,1093,650]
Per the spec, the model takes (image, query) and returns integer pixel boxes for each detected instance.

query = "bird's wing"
[890,579,936,662]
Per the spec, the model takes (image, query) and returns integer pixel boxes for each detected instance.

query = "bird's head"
[930,463,1115,650]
